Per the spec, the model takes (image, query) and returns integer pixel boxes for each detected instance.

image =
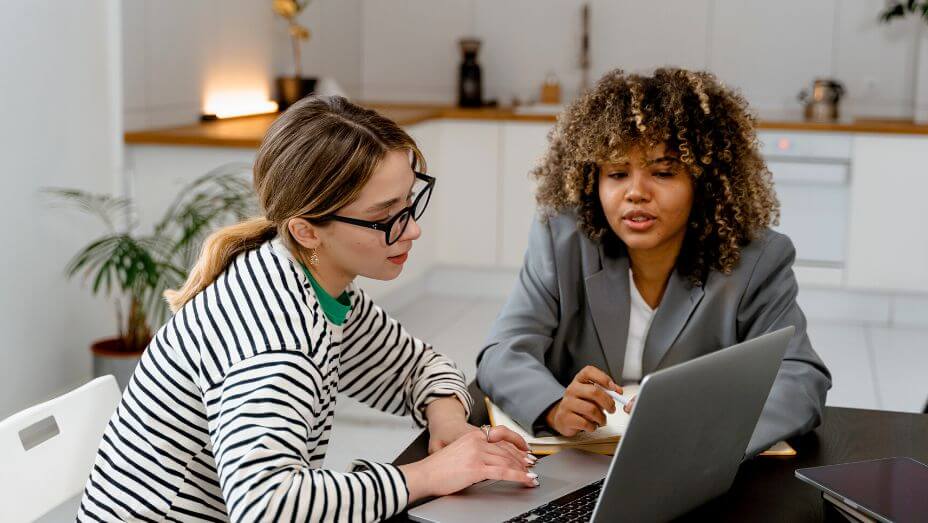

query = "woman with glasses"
[78,96,537,522]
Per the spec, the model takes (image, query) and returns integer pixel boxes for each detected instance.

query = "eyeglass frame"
[310,172,435,246]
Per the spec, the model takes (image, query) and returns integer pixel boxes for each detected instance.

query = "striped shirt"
[77,238,472,522]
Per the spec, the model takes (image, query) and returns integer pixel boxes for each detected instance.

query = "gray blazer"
[476,212,831,456]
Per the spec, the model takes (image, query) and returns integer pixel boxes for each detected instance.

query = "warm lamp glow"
[203,91,278,119]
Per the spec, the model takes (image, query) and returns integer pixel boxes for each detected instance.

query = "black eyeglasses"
[318,172,435,245]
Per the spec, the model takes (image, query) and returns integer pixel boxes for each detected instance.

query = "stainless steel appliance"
[798,79,845,122]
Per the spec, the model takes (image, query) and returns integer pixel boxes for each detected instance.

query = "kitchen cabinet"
[428,120,551,269]
[432,120,500,267]
[125,114,928,301]
[500,122,552,267]
[847,135,928,292]
[424,122,868,289]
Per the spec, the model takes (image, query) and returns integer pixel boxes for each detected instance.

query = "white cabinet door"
[368,122,440,296]
[500,122,553,267]
[847,135,928,292]
[128,145,256,234]
[434,121,501,267]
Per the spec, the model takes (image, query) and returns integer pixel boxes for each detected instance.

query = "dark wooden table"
[390,382,928,522]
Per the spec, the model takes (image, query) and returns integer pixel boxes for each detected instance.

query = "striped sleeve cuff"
[349,459,410,519]
[415,383,474,427]
[407,347,473,427]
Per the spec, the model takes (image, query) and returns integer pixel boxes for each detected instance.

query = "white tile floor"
[325,292,928,472]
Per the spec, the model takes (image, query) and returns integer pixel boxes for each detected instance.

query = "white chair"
[0,376,121,522]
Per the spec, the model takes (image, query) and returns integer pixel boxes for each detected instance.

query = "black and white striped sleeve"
[338,291,473,427]
[204,351,409,522]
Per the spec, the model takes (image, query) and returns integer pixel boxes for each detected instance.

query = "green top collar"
[300,264,352,326]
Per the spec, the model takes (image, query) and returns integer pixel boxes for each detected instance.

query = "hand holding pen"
[544,365,625,436]
[597,383,637,414]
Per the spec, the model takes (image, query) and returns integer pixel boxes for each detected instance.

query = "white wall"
[360,0,474,103]
[359,0,928,119]
[0,0,120,419]
[917,27,928,122]
[122,0,277,130]
[122,0,362,131]
[280,0,363,99]
[123,1,928,127]
[829,1,924,118]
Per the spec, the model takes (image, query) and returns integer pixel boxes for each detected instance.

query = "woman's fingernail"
[527,472,538,479]
[532,479,540,487]
[524,456,535,465]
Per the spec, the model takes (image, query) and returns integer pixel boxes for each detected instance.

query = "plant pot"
[276,76,317,111]
[91,337,143,391]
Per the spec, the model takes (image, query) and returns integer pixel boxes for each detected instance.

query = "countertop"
[124,102,928,148]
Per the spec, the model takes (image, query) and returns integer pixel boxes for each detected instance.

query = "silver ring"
[481,424,492,442]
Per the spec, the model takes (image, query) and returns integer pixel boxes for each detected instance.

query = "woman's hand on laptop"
[426,396,479,454]
[545,366,623,437]
[427,420,478,454]
[399,426,539,502]
[428,421,532,473]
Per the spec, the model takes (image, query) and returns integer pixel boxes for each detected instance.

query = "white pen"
[596,383,629,407]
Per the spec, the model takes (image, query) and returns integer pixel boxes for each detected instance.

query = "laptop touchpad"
[409,475,575,522]
[462,474,572,499]
[408,449,612,523]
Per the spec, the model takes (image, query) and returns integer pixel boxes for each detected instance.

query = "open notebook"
[484,384,796,457]
[486,385,640,449]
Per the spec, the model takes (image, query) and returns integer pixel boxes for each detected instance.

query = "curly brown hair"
[534,67,780,286]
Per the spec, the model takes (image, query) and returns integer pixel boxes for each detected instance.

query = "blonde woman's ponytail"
[164,217,276,312]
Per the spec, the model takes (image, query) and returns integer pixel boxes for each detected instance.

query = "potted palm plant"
[46,165,257,388]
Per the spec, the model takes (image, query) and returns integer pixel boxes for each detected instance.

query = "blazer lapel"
[584,247,630,381]
[641,269,704,375]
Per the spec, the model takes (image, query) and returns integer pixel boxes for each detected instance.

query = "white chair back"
[0,375,121,522]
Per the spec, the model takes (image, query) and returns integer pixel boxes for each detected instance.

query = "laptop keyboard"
[503,478,604,523]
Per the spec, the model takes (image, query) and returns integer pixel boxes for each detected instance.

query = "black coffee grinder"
[457,38,483,108]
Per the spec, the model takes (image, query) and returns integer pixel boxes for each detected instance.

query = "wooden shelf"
[124,103,928,149]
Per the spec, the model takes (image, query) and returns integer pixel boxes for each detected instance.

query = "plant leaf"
[42,188,131,233]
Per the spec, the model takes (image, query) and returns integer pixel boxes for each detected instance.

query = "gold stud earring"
[309,249,320,266]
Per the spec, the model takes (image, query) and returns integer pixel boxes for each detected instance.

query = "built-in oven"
[759,131,851,286]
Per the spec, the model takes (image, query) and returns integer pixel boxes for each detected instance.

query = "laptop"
[408,326,794,523]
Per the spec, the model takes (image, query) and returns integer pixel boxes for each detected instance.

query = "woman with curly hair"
[476,68,831,457]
